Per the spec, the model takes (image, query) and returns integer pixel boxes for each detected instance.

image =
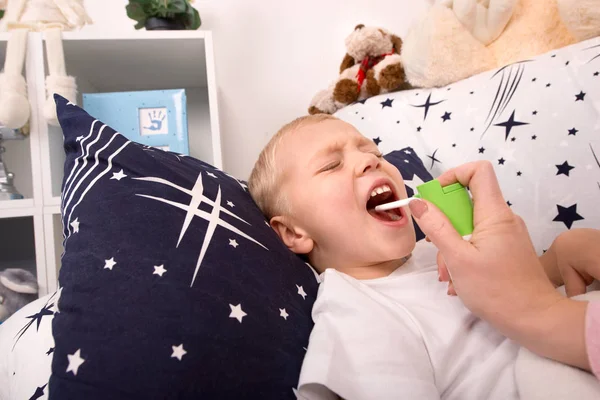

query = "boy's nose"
[356,154,381,176]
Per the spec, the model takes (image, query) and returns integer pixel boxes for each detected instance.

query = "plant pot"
[145,17,185,31]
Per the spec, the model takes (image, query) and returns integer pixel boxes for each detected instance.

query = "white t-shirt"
[297,241,520,400]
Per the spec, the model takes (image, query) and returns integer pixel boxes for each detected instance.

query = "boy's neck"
[318,255,412,280]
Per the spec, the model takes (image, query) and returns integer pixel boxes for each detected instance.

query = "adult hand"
[409,161,590,371]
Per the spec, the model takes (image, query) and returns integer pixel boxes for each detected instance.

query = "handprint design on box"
[140,108,169,135]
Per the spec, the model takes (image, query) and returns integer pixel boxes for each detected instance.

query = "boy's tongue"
[368,208,402,222]
[366,189,402,222]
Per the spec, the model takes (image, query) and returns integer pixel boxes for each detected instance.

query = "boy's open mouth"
[366,183,403,222]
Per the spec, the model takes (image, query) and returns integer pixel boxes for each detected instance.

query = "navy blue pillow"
[50,95,432,399]
[50,96,319,399]
[384,148,433,241]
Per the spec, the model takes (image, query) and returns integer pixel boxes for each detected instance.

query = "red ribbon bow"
[355,50,395,93]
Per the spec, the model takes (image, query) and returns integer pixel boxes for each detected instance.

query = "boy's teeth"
[370,184,392,198]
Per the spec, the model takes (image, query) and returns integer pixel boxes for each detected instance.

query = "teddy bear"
[0,0,92,130]
[308,24,411,115]
[0,268,38,323]
[400,0,600,89]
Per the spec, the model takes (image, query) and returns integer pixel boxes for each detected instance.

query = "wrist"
[514,295,590,371]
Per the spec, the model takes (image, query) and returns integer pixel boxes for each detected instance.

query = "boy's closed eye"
[317,150,383,174]
[319,161,342,173]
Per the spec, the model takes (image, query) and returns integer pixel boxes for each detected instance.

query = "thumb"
[409,199,469,256]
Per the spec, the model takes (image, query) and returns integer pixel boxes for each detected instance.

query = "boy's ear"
[270,216,314,254]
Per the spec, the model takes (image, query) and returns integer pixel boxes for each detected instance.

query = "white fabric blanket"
[515,290,600,400]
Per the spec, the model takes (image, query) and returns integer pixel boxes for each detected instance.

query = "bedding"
[2,33,600,400]
[336,35,600,254]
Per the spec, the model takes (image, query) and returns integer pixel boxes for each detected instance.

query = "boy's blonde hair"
[249,113,338,219]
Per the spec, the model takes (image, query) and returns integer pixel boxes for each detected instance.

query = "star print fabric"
[49,95,321,399]
[336,36,600,254]
[0,292,57,400]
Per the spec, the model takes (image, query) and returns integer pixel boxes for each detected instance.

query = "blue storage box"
[83,89,189,155]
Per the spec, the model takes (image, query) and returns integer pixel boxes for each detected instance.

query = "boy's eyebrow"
[310,140,345,163]
[310,136,376,165]
[357,136,376,148]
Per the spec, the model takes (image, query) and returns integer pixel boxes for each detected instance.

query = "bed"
[1,35,599,400]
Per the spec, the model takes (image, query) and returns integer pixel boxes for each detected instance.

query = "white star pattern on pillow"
[229,304,247,323]
[66,349,85,376]
[153,265,167,277]
[171,344,187,361]
[104,258,116,271]
[279,308,289,320]
[296,285,307,300]
[110,169,127,181]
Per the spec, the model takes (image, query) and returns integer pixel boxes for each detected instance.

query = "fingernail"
[409,199,427,218]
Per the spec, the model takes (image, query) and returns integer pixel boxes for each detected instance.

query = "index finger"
[436,161,510,223]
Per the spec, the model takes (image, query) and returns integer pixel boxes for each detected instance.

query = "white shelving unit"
[0,30,222,296]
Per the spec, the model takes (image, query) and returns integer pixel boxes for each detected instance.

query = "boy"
[248,115,596,399]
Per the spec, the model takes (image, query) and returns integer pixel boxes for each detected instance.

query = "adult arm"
[409,161,591,372]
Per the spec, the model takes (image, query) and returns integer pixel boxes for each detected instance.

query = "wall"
[82,0,432,178]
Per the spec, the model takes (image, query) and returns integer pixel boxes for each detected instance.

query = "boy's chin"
[382,239,417,259]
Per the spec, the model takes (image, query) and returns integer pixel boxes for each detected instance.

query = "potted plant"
[126,0,201,31]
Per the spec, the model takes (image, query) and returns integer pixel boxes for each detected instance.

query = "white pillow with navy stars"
[336,36,600,254]
[3,96,434,400]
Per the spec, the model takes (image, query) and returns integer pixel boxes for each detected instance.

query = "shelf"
[61,30,209,41]
[56,31,209,92]
[39,30,222,200]
[0,205,38,219]
[0,32,223,296]
[0,198,34,210]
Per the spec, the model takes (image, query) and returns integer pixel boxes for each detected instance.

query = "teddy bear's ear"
[339,53,355,74]
[354,24,365,30]
[391,34,404,55]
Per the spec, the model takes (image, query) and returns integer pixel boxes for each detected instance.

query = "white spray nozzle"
[374,197,416,211]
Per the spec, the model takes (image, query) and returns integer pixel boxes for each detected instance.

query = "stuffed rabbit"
[0,0,91,129]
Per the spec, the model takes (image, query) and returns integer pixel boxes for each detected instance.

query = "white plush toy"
[401,0,600,89]
[437,0,517,46]
[0,0,91,129]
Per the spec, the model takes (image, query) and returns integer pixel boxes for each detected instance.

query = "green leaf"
[0,11,4,20]
[167,0,187,13]
[189,8,201,30]
[126,3,147,23]
[148,2,167,17]
[182,5,200,30]
[127,0,198,24]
